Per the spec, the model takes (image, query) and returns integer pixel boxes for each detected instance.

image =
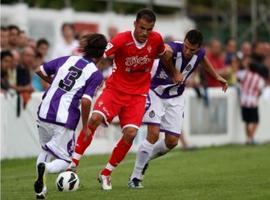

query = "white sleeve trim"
[158,48,166,56]
[82,94,93,102]
[40,65,48,76]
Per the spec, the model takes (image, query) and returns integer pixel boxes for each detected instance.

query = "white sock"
[105,163,115,171]
[150,139,169,160]
[36,150,52,166]
[131,139,154,180]
[46,159,70,173]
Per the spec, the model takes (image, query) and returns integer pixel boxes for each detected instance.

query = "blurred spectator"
[16,46,35,108]
[238,55,251,71]
[8,50,20,86]
[32,52,48,91]
[36,38,50,62]
[7,25,20,51]
[1,26,10,51]
[7,25,21,88]
[237,41,252,60]
[237,62,266,145]
[225,38,237,65]
[251,41,269,79]
[28,38,37,49]
[1,50,13,92]
[205,38,229,87]
[224,37,238,85]
[52,23,78,58]
[107,26,118,40]
[17,30,28,50]
[264,54,270,71]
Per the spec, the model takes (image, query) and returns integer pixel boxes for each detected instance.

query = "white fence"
[1,88,269,160]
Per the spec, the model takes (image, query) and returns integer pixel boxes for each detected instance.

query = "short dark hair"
[136,8,156,23]
[61,23,75,32]
[37,38,50,47]
[1,26,7,31]
[1,50,13,61]
[225,37,235,45]
[35,51,43,59]
[83,33,107,59]
[7,25,20,33]
[185,29,203,47]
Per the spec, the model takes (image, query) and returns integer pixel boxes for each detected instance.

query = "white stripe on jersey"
[239,70,265,107]
[175,52,182,72]
[247,75,259,107]
[152,53,198,97]
[56,62,98,123]
[181,54,198,82]
[39,56,79,119]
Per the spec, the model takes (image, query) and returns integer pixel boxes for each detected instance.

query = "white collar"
[132,31,147,49]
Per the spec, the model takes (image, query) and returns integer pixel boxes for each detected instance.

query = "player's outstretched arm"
[159,44,183,84]
[202,56,228,92]
[81,97,92,135]
[35,67,53,84]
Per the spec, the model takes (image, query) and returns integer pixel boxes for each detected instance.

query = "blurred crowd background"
[1,0,270,106]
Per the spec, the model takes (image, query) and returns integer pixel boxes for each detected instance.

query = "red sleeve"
[156,33,166,56]
[104,33,125,57]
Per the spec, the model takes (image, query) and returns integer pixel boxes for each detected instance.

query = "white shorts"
[37,120,75,162]
[143,90,185,135]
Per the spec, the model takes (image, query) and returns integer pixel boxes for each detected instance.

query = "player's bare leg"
[99,127,137,190]
[246,123,258,145]
[68,113,103,171]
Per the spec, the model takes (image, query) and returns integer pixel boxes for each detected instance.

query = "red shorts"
[93,87,146,129]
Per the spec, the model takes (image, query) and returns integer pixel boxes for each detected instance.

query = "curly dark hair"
[82,33,107,59]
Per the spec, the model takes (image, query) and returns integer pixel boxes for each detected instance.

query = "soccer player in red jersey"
[68,8,183,190]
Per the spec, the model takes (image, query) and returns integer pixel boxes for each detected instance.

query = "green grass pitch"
[1,144,270,200]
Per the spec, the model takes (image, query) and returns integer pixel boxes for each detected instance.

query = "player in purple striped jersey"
[33,33,107,199]
[128,30,228,188]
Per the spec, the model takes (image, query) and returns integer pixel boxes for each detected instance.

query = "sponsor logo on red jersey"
[125,55,151,67]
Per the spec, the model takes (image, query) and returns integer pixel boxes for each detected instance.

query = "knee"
[165,138,178,149]
[122,127,137,143]
[146,132,159,144]
[89,113,103,128]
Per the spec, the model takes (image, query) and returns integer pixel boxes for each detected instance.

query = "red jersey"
[205,53,226,87]
[104,31,166,95]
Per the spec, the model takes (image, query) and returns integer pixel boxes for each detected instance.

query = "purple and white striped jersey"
[150,41,205,98]
[38,56,103,130]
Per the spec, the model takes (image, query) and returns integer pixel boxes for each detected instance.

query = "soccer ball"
[56,171,80,192]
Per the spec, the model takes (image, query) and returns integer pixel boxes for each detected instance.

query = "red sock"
[101,138,132,176]
[72,125,96,166]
